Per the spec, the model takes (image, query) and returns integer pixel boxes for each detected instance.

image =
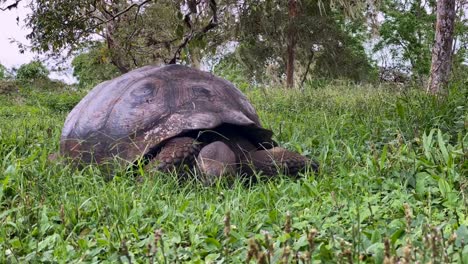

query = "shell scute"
[60,65,273,165]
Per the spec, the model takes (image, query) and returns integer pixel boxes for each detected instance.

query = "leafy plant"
[16,61,50,83]
[0,80,19,95]
[0,63,7,80]
[71,43,120,89]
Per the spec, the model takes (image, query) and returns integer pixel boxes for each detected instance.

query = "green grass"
[0,83,467,263]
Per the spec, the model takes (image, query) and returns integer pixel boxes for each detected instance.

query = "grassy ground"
[0,82,467,263]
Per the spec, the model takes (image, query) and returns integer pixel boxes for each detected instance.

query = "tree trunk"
[286,0,297,89]
[106,22,130,74]
[427,0,456,95]
[191,48,202,69]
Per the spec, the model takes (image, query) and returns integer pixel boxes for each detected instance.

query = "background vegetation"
[0,80,466,262]
[0,0,467,262]
[1,0,467,90]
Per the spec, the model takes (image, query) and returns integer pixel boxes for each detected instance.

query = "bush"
[44,92,83,112]
[0,80,19,95]
[0,64,7,80]
[213,54,252,92]
[26,90,84,112]
[72,43,120,88]
[29,78,70,91]
[16,61,50,82]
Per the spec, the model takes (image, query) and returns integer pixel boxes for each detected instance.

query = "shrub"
[0,63,7,80]
[0,80,19,95]
[16,61,50,82]
[72,43,120,88]
[27,90,84,112]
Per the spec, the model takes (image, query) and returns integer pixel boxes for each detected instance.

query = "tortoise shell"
[60,64,274,164]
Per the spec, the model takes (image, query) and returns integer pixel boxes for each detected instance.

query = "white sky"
[0,3,76,83]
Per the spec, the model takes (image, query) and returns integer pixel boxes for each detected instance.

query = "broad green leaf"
[103,226,111,239]
[10,237,22,249]
[437,129,449,163]
[204,237,221,251]
[415,172,430,198]
[40,206,50,236]
[293,235,309,250]
[38,234,59,252]
[438,178,451,199]
[371,229,382,244]
[455,225,468,247]
[423,129,435,161]
[379,144,388,170]
[204,253,220,262]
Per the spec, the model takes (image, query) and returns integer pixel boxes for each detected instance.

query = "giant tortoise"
[60,65,318,181]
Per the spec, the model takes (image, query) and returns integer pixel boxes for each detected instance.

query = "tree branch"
[92,0,152,30]
[168,0,218,64]
[0,0,21,11]
[300,49,314,89]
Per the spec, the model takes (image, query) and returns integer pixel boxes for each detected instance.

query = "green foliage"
[0,81,466,262]
[227,0,376,84]
[451,63,468,85]
[375,0,467,83]
[16,61,50,83]
[0,63,7,80]
[0,80,19,95]
[0,63,15,81]
[376,0,434,77]
[25,0,219,72]
[312,35,378,82]
[72,43,120,89]
[451,3,468,84]
[213,54,252,92]
[24,0,378,84]
[26,90,84,112]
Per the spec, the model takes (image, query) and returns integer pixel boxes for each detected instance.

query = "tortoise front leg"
[147,137,200,172]
[248,147,318,176]
[196,141,237,185]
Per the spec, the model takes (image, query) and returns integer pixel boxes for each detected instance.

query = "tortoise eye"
[131,82,155,97]
[192,86,212,98]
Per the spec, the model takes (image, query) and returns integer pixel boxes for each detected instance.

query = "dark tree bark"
[300,50,314,89]
[427,0,456,95]
[286,0,297,89]
[105,18,130,73]
[168,0,218,65]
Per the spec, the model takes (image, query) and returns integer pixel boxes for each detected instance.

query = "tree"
[427,0,456,95]
[22,0,375,88]
[20,0,377,87]
[286,0,298,88]
[0,63,15,80]
[16,61,49,82]
[226,0,375,86]
[374,0,436,82]
[0,0,21,11]
[0,63,7,80]
[25,0,219,73]
[373,0,467,86]
[71,43,120,88]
